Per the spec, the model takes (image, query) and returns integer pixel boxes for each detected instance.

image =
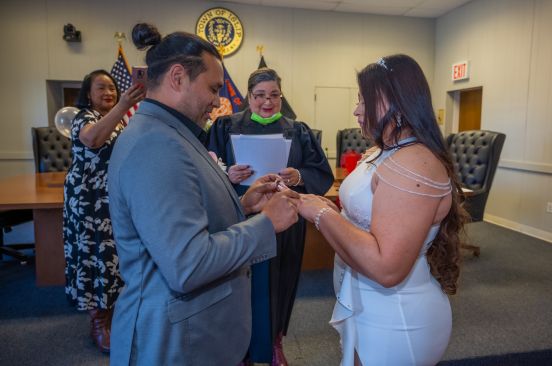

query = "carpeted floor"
[1,221,551,365]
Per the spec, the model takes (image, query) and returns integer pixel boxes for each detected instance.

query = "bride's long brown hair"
[358,54,467,295]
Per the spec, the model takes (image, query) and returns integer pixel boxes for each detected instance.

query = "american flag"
[110,45,138,125]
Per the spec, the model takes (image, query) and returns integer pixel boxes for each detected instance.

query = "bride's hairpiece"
[377,58,390,71]
[396,112,402,128]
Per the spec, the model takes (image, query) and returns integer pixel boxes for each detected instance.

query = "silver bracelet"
[292,169,302,186]
[314,207,332,230]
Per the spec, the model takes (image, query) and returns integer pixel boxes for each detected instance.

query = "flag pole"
[114,32,131,73]
[217,44,225,61]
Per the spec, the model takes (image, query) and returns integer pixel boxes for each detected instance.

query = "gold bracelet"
[314,207,332,230]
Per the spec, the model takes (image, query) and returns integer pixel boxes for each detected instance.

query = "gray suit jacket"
[108,101,277,366]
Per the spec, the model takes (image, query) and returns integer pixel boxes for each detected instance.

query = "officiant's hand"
[241,174,282,215]
[279,167,302,186]
[228,164,253,184]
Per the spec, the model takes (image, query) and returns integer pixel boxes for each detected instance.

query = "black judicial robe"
[207,110,333,358]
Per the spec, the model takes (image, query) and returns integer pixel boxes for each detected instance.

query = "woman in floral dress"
[63,69,144,353]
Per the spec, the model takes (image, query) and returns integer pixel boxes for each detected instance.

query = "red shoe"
[272,333,288,366]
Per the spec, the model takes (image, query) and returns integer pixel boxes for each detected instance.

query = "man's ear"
[167,64,188,91]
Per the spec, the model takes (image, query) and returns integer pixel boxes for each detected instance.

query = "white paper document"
[230,134,292,186]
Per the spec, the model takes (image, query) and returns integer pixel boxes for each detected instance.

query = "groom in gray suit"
[108,24,300,365]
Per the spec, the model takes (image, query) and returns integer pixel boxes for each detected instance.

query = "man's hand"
[262,190,301,233]
[241,174,281,215]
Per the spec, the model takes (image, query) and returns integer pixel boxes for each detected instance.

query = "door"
[459,88,482,131]
[314,86,357,162]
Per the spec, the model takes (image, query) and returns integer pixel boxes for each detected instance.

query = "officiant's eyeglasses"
[252,93,282,101]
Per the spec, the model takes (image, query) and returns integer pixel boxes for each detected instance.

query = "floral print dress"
[63,108,124,311]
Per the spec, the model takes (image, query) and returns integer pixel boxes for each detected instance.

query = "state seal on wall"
[196,7,244,57]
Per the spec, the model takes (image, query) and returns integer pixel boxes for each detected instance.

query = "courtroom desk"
[301,184,339,271]
[302,221,335,270]
[0,172,65,286]
[334,167,348,183]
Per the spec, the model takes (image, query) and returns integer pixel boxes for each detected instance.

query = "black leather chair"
[0,210,34,263]
[0,127,72,263]
[311,129,322,145]
[31,127,72,172]
[336,128,372,167]
[446,130,506,256]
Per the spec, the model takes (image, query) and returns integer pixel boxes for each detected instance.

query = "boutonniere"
[208,151,228,173]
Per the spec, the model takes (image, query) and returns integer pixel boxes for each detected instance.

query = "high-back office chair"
[446,130,506,256]
[0,127,72,263]
[31,127,72,172]
[0,210,34,263]
[335,128,372,167]
[311,129,322,145]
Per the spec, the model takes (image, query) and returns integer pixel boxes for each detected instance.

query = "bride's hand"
[318,196,340,213]
[298,194,331,222]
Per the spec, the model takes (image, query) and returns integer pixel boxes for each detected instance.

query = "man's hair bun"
[132,23,161,50]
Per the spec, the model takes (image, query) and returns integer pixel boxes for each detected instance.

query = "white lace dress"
[331,147,452,366]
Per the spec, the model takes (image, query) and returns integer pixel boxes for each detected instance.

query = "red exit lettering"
[452,61,469,81]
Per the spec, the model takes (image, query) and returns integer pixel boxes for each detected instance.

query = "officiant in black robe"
[207,68,333,365]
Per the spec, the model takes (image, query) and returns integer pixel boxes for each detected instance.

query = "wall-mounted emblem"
[196,8,244,57]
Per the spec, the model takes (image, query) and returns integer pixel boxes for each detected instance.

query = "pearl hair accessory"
[377,58,389,70]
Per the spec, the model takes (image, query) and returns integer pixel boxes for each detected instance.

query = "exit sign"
[452,61,469,81]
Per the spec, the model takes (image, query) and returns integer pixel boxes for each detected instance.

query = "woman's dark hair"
[75,69,120,109]
[131,23,221,88]
[247,67,282,94]
[358,54,466,295]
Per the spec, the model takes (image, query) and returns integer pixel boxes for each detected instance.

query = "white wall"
[0,0,434,176]
[5,0,548,240]
[434,0,552,240]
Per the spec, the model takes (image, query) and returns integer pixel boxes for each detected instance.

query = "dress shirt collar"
[144,98,207,144]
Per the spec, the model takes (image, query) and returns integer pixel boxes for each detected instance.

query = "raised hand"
[119,84,146,111]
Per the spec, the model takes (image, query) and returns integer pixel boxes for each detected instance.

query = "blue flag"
[209,64,244,121]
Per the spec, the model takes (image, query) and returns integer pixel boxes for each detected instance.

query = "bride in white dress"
[298,54,466,366]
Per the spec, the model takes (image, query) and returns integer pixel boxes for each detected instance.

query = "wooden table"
[0,172,65,286]
[334,167,348,183]
[301,182,341,271]
[0,171,347,279]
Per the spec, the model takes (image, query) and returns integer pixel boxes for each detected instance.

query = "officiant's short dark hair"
[247,68,282,93]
